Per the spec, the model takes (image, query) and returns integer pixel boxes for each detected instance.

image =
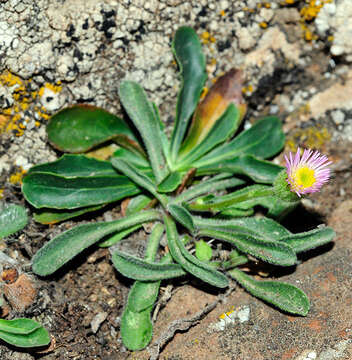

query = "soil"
[1,2,352,360]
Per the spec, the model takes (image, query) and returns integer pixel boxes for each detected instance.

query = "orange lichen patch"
[0,71,23,87]
[0,71,62,136]
[219,305,235,319]
[286,125,331,152]
[200,31,216,45]
[281,349,297,360]
[297,0,333,41]
[38,82,62,97]
[312,265,324,275]
[219,9,226,16]
[286,315,297,322]
[305,319,323,331]
[326,272,337,282]
[9,168,27,185]
[242,84,253,96]
[300,0,332,21]
[301,23,318,42]
[201,31,210,44]
[339,327,351,340]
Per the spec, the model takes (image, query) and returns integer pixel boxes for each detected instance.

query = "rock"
[309,70,352,119]
[331,110,345,126]
[3,273,37,312]
[237,26,257,51]
[315,0,352,61]
[90,311,108,334]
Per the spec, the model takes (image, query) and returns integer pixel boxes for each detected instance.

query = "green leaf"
[118,81,168,182]
[111,250,186,281]
[98,225,141,248]
[194,116,285,168]
[224,194,299,220]
[194,216,291,241]
[126,281,161,313]
[111,158,168,207]
[22,172,140,209]
[188,185,273,213]
[198,228,296,266]
[32,210,161,276]
[179,69,246,160]
[167,204,195,232]
[153,102,172,166]
[219,207,254,217]
[47,105,143,154]
[170,26,207,163]
[196,155,283,184]
[126,254,173,313]
[173,175,245,204]
[125,195,153,215]
[99,194,153,247]
[28,154,117,177]
[120,224,166,350]
[33,205,104,224]
[120,307,153,351]
[112,148,150,169]
[0,327,50,348]
[0,318,41,335]
[281,226,335,253]
[229,269,310,316]
[0,204,28,238]
[164,215,228,288]
[195,240,212,262]
[157,172,182,193]
[178,104,241,167]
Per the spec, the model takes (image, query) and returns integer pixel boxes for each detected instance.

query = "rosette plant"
[22,27,335,350]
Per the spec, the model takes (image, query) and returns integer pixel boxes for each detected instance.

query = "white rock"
[237,27,256,51]
[90,312,108,334]
[331,110,345,125]
[315,0,352,60]
[40,87,65,112]
[14,155,28,168]
[237,305,250,323]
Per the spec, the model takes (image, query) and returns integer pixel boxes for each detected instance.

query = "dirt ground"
[1,1,352,360]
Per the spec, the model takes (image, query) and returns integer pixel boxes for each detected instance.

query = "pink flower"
[284,148,332,197]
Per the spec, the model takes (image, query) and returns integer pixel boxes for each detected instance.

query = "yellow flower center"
[293,166,316,189]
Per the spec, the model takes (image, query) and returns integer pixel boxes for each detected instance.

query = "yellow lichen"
[219,305,235,319]
[201,31,210,44]
[0,71,62,136]
[259,21,268,29]
[219,9,226,16]
[9,168,27,185]
[300,0,332,21]
[286,125,331,152]
[242,84,254,96]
